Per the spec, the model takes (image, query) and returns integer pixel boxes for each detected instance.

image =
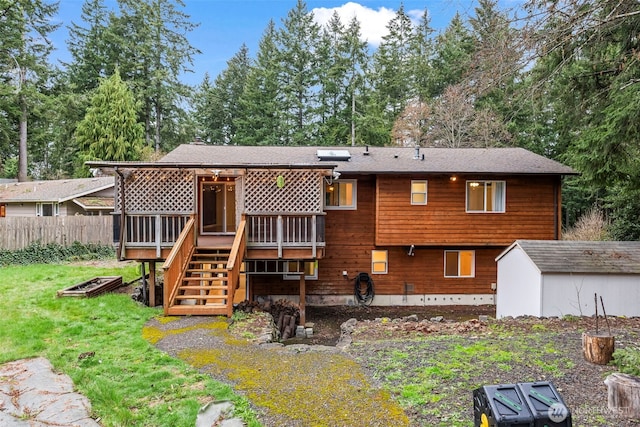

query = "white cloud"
[312,2,422,47]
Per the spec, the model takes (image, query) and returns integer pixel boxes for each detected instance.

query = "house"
[496,240,640,318]
[0,177,114,218]
[87,144,576,320]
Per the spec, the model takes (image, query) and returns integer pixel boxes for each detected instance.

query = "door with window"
[200,182,236,234]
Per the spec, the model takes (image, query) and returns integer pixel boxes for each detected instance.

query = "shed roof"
[497,240,640,274]
[87,145,577,175]
[153,145,576,175]
[0,177,114,203]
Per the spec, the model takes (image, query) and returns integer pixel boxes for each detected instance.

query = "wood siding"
[251,173,560,299]
[0,216,113,250]
[376,175,560,246]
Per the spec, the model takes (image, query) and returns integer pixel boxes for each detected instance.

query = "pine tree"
[234,20,282,146]
[276,0,322,145]
[74,69,144,176]
[0,0,59,181]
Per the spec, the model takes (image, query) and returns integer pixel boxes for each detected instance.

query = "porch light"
[450,176,457,182]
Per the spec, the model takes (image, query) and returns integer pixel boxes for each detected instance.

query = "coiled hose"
[354,272,375,306]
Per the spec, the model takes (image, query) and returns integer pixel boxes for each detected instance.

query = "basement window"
[444,250,475,278]
[372,250,388,274]
[283,260,318,280]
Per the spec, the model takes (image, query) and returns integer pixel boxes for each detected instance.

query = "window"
[411,180,428,205]
[36,202,59,217]
[325,179,356,210]
[371,250,388,274]
[0,204,5,217]
[283,261,318,280]
[444,250,475,278]
[466,180,505,212]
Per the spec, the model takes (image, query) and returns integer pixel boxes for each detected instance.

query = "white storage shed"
[496,240,640,318]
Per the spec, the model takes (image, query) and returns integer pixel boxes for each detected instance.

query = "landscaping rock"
[196,400,244,427]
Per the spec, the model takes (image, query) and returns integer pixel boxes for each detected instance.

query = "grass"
[352,331,577,427]
[0,261,259,427]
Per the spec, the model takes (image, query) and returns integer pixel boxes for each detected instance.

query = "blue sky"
[51,1,498,86]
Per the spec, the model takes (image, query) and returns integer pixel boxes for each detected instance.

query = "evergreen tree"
[74,69,144,176]
[275,0,322,145]
[115,0,199,152]
[234,20,282,145]
[0,0,59,181]
[429,13,474,97]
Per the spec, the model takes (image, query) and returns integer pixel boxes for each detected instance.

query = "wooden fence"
[0,216,113,251]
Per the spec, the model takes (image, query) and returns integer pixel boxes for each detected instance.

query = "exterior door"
[200,182,236,234]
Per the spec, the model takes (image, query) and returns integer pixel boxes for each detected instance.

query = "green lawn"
[0,262,259,427]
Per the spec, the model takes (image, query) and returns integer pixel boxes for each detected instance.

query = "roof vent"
[317,149,351,161]
[363,145,370,156]
[413,146,420,160]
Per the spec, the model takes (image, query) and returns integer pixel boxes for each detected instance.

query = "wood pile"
[235,299,301,339]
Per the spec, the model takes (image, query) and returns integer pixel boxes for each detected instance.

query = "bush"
[612,347,640,376]
[0,241,115,266]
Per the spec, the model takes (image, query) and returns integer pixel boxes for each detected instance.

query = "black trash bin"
[473,382,572,427]
[518,382,572,427]
[473,384,534,426]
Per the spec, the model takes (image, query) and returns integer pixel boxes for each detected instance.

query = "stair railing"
[162,214,196,314]
[226,218,247,317]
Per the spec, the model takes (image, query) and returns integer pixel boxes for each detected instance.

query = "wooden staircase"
[166,246,235,316]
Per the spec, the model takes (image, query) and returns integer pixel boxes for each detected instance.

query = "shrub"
[0,241,115,266]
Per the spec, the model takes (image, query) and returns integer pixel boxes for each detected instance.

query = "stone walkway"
[0,357,100,427]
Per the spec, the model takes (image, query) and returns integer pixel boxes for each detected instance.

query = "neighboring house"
[0,177,114,218]
[496,240,640,318]
[88,144,576,318]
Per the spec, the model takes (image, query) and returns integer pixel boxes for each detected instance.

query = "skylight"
[316,149,351,161]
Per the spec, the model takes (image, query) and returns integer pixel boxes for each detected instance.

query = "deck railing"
[226,218,247,316]
[247,214,325,257]
[161,215,196,314]
[120,213,190,257]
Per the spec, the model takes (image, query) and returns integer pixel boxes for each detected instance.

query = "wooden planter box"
[57,276,123,298]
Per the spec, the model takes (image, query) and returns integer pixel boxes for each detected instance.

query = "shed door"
[200,182,236,234]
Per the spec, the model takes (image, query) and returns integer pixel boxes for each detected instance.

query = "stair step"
[186,268,228,273]
[178,285,228,291]
[182,277,228,282]
[166,305,228,316]
[174,294,228,300]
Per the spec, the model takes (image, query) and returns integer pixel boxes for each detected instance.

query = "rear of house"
[89,144,575,318]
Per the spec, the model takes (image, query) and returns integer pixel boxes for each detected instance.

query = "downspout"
[554,177,560,240]
[115,167,127,260]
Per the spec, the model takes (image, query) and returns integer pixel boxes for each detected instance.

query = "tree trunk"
[582,332,615,365]
[18,96,28,182]
[604,373,640,418]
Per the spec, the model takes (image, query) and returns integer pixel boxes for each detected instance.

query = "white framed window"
[283,260,318,280]
[36,202,59,217]
[444,250,475,278]
[466,180,506,212]
[325,179,356,210]
[371,250,388,274]
[411,180,428,205]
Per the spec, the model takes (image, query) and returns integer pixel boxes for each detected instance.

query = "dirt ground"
[231,305,640,426]
[289,304,496,346]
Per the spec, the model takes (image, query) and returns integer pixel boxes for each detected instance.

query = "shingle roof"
[498,240,640,274]
[0,177,114,203]
[156,145,577,175]
[72,196,114,209]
